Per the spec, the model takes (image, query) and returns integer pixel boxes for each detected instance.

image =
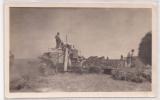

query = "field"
[10,58,151,92]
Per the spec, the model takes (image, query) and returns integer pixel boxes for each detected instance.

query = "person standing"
[127,52,131,67]
[55,32,61,49]
[120,54,123,60]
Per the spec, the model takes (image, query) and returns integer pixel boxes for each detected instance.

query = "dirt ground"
[10,59,151,92]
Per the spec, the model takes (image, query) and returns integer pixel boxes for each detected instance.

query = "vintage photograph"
[5,3,156,97]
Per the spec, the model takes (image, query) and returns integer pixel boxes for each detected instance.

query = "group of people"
[120,49,135,67]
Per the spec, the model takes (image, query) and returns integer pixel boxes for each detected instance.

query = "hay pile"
[84,56,106,67]
[111,68,146,83]
[82,56,105,73]
[38,51,64,75]
[111,58,151,83]
[84,56,125,68]
[141,66,151,82]
[39,63,56,76]
[83,56,126,74]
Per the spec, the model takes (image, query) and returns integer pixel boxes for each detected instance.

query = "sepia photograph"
[5,3,157,98]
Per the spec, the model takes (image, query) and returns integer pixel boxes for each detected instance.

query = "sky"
[10,7,151,59]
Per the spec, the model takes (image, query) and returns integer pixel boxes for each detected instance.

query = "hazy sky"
[10,7,151,59]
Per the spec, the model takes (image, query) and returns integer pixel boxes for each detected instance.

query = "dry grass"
[10,58,151,92]
[33,73,151,92]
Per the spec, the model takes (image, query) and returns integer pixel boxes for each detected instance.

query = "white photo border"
[4,2,158,98]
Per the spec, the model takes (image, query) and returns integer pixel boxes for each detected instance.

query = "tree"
[138,32,152,65]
